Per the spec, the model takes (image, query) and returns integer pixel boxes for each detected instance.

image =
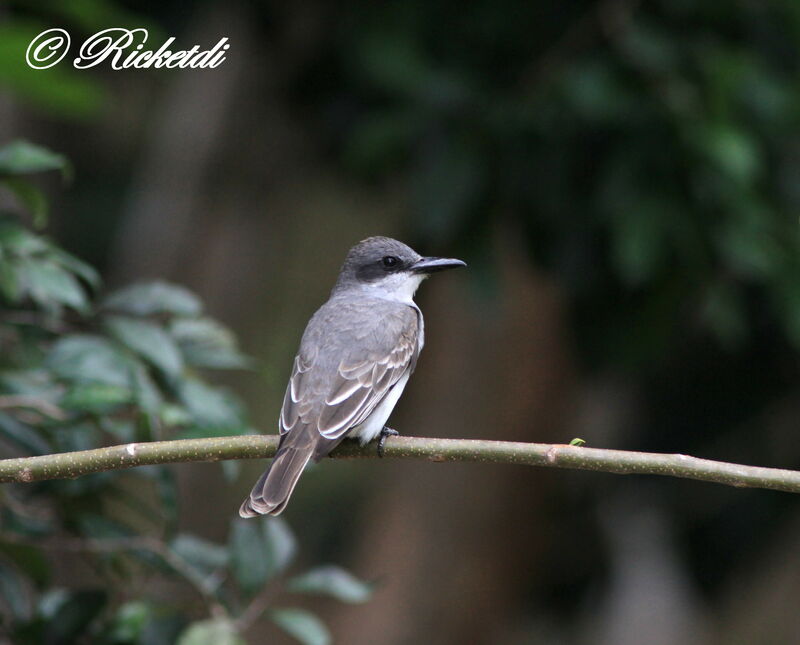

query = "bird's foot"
[377,426,399,458]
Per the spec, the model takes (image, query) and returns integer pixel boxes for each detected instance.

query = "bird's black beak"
[411,256,467,274]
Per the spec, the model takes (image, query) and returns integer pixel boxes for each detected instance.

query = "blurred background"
[2,0,800,643]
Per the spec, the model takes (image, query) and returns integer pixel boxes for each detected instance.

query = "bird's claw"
[377,426,399,458]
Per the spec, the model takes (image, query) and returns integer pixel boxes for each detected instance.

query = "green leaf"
[48,335,134,387]
[107,601,150,641]
[1,177,48,227]
[105,315,184,378]
[262,517,297,578]
[16,257,90,313]
[177,619,245,645]
[159,403,192,428]
[0,218,49,255]
[0,140,72,178]
[170,318,251,369]
[693,123,760,185]
[170,534,228,577]
[49,247,101,288]
[569,437,587,447]
[230,520,270,594]
[102,281,202,317]
[38,588,69,618]
[288,566,372,603]
[178,379,243,428]
[0,253,21,301]
[131,363,163,413]
[229,517,296,594]
[61,382,132,413]
[270,608,331,645]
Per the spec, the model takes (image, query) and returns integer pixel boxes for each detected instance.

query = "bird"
[239,236,466,517]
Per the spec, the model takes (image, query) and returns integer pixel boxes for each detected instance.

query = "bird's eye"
[382,256,399,269]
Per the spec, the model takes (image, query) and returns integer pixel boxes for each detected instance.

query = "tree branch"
[1,435,799,493]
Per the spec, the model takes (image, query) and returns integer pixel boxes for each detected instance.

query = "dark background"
[3,0,800,642]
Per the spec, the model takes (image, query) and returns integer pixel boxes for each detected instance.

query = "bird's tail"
[239,442,313,517]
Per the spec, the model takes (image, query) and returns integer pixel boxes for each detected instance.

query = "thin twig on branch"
[0,435,799,494]
[0,395,66,420]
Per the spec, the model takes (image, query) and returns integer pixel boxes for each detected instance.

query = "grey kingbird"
[239,236,466,517]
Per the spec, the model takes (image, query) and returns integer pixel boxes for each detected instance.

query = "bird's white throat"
[362,271,427,305]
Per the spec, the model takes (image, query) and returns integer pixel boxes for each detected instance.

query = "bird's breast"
[350,371,411,444]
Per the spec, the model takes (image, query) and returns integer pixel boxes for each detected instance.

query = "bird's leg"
[377,426,399,458]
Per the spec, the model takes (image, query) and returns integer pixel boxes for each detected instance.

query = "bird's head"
[333,236,466,303]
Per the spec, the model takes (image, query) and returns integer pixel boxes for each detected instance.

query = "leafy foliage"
[0,142,371,643]
[269,609,331,645]
[287,566,373,604]
[320,0,800,366]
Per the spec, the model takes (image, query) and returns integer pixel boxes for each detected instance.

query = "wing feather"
[318,325,418,439]
[371,361,389,385]
[278,303,420,442]
[318,386,372,434]
[339,360,374,380]
[325,378,363,406]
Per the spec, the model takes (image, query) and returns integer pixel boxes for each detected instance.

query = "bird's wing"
[279,304,419,441]
[278,352,315,436]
